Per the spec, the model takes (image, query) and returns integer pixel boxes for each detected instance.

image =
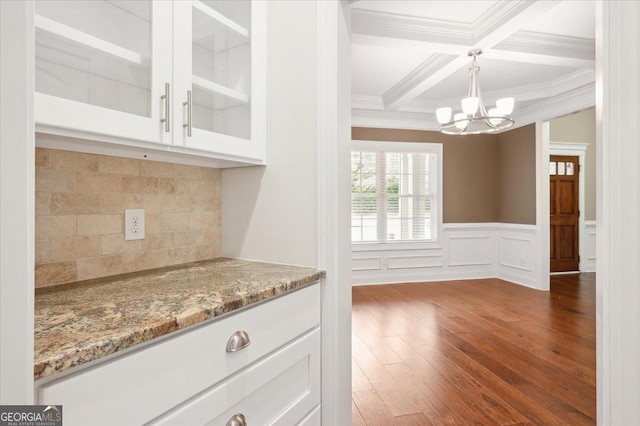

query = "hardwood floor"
[351,274,596,425]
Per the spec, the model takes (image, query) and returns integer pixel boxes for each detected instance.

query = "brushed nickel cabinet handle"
[160,82,170,133]
[226,330,251,352]
[226,413,247,426]
[183,89,192,137]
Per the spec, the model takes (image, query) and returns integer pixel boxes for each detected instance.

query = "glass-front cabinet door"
[34,1,172,144]
[173,1,266,163]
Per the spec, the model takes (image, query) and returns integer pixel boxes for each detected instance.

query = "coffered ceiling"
[351,0,596,131]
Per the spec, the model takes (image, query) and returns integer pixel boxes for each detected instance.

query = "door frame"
[317,1,352,425]
[549,142,589,273]
[0,0,35,403]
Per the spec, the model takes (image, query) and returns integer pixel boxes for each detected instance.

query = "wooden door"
[550,155,580,272]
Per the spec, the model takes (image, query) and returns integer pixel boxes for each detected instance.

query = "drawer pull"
[226,413,247,426]
[226,331,251,352]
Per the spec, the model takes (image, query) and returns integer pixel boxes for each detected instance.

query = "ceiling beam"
[371,0,566,110]
[354,69,595,114]
[352,31,595,69]
[352,84,595,133]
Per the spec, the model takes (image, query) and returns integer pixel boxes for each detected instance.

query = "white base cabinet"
[35,284,320,426]
[149,329,320,426]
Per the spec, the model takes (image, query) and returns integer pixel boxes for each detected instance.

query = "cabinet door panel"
[173,0,266,162]
[150,329,321,426]
[34,0,172,144]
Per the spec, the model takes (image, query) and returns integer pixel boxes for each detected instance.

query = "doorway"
[550,155,580,272]
[547,140,591,274]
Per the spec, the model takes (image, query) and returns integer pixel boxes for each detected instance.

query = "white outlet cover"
[125,209,145,241]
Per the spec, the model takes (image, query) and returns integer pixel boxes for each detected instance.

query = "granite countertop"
[34,258,325,380]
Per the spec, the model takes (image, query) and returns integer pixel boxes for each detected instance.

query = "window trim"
[351,140,443,246]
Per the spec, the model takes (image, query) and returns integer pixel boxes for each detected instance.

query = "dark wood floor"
[352,274,596,425]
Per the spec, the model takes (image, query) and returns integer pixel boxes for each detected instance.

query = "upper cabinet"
[34,1,266,166]
[173,1,266,162]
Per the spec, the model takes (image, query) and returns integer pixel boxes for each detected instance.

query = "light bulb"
[496,97,514,115]
[436,107,452,124]
[488,108,503,126]
[454,113,468,130]
[461,97,479,116]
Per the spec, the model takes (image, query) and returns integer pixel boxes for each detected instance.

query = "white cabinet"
[35,284,320,426]
[34,0,266,166]
[173,1,266,162]
[150,329,320,426]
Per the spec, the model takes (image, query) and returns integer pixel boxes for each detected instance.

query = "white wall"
[221,1,317,267]
[352,223,542,289]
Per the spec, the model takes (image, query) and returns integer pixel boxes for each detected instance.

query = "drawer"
[149,328,321,426]
[37,283,320,426]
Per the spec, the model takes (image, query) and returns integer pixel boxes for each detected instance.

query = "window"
[351,141,442,243]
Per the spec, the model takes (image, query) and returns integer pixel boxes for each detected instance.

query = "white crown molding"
[436,69,595,106]
[549,141,590,152]
[375,0,564,110]
[351,95,384,110]
[358,69,595,114]
[351,109,439,131]
[351,1,566,49]
[512,83,595,125]
[351,8,473,46]
[352,82,595,133]
[397,98,439,113]
[483,49,594,69]
[351,0,595,128]
[472,0,537,40]
[497,30,594,59]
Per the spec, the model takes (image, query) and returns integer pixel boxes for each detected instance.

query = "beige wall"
[352,126,537,224]
[351,128,500,223]
[550,108,596,220]
[497,124,537,224]
[35,148,221,287]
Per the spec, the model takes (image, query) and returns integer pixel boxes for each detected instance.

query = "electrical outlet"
[124,209,145,241]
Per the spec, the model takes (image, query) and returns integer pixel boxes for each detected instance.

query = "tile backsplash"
[35,148,221,287]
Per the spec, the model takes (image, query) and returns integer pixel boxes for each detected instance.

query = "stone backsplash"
[35,148,221,287]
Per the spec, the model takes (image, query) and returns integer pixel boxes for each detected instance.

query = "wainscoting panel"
[448,236,493,267]
[494,224,538,289]
[582,221,596,272]
[499,236,533,272]
[352,223,539,287]
[352,256,382,272]
[387,254,442,270]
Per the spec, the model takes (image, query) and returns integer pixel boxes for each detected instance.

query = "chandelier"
[436,49,514,135]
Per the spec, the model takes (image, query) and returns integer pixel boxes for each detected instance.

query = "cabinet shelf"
[34,14,150,67]
[192,1,249,53]
[192,75,249,106]
[192,1,249,39]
